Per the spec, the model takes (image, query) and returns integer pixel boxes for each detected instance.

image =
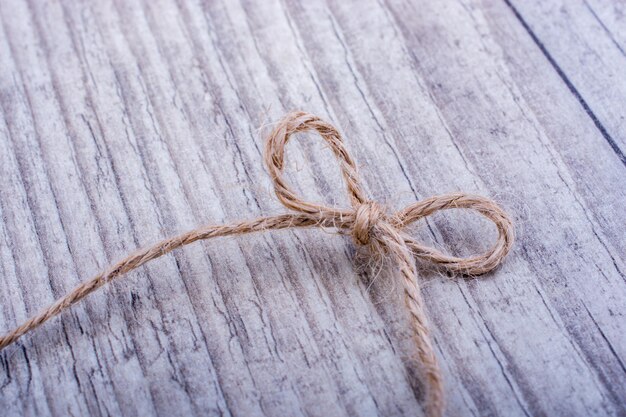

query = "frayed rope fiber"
[0,111,514,417]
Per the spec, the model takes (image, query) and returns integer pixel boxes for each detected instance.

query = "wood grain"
[0,0,624,416]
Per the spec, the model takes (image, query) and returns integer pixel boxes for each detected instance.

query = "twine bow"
[0,112,514,417]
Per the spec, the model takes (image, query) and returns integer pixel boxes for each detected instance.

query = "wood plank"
[506,0,626,163]
[0,0,624,416]
[281,1,626,415]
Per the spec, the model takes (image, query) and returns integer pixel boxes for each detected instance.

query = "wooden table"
[1,0,624,416]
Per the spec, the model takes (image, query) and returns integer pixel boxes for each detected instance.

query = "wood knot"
[352,201,387,246]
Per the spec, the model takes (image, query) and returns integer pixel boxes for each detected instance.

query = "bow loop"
[264,111,368,215]
[394,193,514,275]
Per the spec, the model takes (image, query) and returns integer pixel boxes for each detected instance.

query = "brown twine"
[0,111,514,417]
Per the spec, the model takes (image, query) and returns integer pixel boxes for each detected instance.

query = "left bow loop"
[264,111,368,216]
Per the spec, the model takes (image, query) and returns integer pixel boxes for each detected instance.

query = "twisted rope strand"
[0,111,514,417]
[0,213,321,350]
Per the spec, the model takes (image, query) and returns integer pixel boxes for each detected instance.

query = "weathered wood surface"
[0,0,624,415]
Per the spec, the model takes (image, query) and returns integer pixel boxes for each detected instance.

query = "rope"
[0,111,514,417]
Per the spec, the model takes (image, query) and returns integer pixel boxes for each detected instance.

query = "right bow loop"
[393,193,514,275]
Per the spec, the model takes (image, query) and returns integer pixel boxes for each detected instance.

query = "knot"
[352,201,387,246]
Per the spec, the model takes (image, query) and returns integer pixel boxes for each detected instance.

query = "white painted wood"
[0,0,624,416]
[506,0,626,161]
